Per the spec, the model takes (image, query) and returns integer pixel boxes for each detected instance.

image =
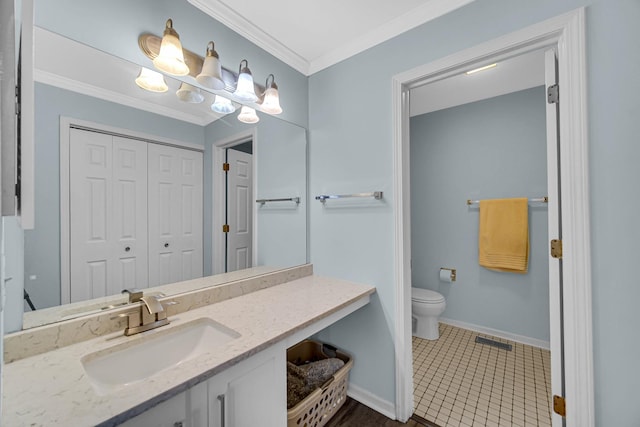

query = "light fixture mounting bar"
[138,33,265,95]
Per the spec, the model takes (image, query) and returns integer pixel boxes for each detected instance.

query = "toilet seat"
[411,288,445,304]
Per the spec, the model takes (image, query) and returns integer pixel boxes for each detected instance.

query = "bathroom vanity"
[2,267,375,426]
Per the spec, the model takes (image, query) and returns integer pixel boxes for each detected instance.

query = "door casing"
[392,8,593,426]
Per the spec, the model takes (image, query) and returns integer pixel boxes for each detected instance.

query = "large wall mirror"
[13,0,309,331]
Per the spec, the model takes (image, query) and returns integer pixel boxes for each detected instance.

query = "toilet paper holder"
[440,267,457,282]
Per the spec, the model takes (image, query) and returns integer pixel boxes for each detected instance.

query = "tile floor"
[412,323,552,427]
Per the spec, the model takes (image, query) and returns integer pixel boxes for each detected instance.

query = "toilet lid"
[411,288,445,303]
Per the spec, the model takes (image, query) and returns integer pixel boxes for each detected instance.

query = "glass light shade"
[261,87,282,114]
[233,60,258,102]
[176,83,204,103]
[153,19,189,76]
[211,95,236,114]
[237,106,259,124]
[135,67,168,93]
[196,42,224,90]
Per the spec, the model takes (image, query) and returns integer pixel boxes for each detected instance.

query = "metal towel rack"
[466,196,548,206]
[315,191,383,203]
[256,197,300,206]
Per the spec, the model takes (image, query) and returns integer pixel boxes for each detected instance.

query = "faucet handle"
[122,288,143,303]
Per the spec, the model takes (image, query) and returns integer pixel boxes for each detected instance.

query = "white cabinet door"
[226,149,253,272]
[119,345,286,427]
[120,391,187,427]
[69,129,148,302]
[148,144,203,287]
[208,345,286,427]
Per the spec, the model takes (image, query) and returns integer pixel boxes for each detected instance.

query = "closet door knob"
[125,246,131,252]
[164,243,169,248]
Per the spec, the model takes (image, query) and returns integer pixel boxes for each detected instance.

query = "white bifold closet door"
[69,129,148,302]
[148,144,203,286]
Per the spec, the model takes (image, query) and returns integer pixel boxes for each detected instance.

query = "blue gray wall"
[410,86,549,343]
[310,0,640,424]
[203,115,308,275]
[26,82,204,309]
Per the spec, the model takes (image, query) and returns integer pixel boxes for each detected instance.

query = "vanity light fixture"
[211,95,236,114]
[237,106,259,123]
[153,19,189,76]
[176,82,204,103]
[260,74,282,114]
[233,59,258,102]
[196,41,225,90]
[135,67,168,92]
[465,63,497,75]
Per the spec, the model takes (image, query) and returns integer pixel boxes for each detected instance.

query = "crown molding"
[308,0,475,74]
[189,0,474,76]
[34,69,215,126]
[187,0,311,75]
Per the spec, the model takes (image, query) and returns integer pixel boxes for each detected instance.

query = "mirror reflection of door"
[225,144,253,273]
[67,127,203,302]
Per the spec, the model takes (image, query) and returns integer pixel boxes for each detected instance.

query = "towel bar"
[466,196,548,206]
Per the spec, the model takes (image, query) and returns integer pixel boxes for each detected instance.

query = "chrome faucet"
[113,294,174,336]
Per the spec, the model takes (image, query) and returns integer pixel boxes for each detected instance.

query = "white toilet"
[411,287,446,340]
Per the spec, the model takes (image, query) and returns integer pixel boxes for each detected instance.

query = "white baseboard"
[440,317,550,350]
[347,382,397,420]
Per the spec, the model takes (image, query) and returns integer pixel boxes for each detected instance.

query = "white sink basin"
[81,318,240,395]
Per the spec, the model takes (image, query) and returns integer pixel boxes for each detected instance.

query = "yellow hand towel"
[478,198,529,273]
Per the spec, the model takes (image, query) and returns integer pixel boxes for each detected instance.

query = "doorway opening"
[408,48,552,426]
[392,9,593,427]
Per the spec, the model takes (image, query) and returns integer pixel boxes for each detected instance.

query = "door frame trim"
[59,116,203,304]
[211,129,258,274]
[391,8,593,426]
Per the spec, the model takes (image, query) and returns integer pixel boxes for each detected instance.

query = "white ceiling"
[187,0,475,75]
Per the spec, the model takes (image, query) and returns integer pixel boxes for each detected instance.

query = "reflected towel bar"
[256,197,300,205]
[466,196,548,206]
[316,191,383,203]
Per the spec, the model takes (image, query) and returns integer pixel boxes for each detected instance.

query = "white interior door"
[545,48,564,427]
[226,149,253,272]
[69,129,147,302]
[148,144,203,286]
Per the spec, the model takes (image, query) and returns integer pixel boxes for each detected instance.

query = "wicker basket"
[287,341,353,427]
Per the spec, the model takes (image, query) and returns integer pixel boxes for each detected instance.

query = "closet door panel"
[112,136,148,291]
[70,130,149,302]
[177,149,203,280]
[148,144,202,286]
[70,129,113,302]
[148,144,179,286]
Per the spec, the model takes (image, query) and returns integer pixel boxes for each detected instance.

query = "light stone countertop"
[3,275,375,426]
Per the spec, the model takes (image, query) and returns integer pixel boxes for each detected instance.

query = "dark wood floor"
[325,398,439,427]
